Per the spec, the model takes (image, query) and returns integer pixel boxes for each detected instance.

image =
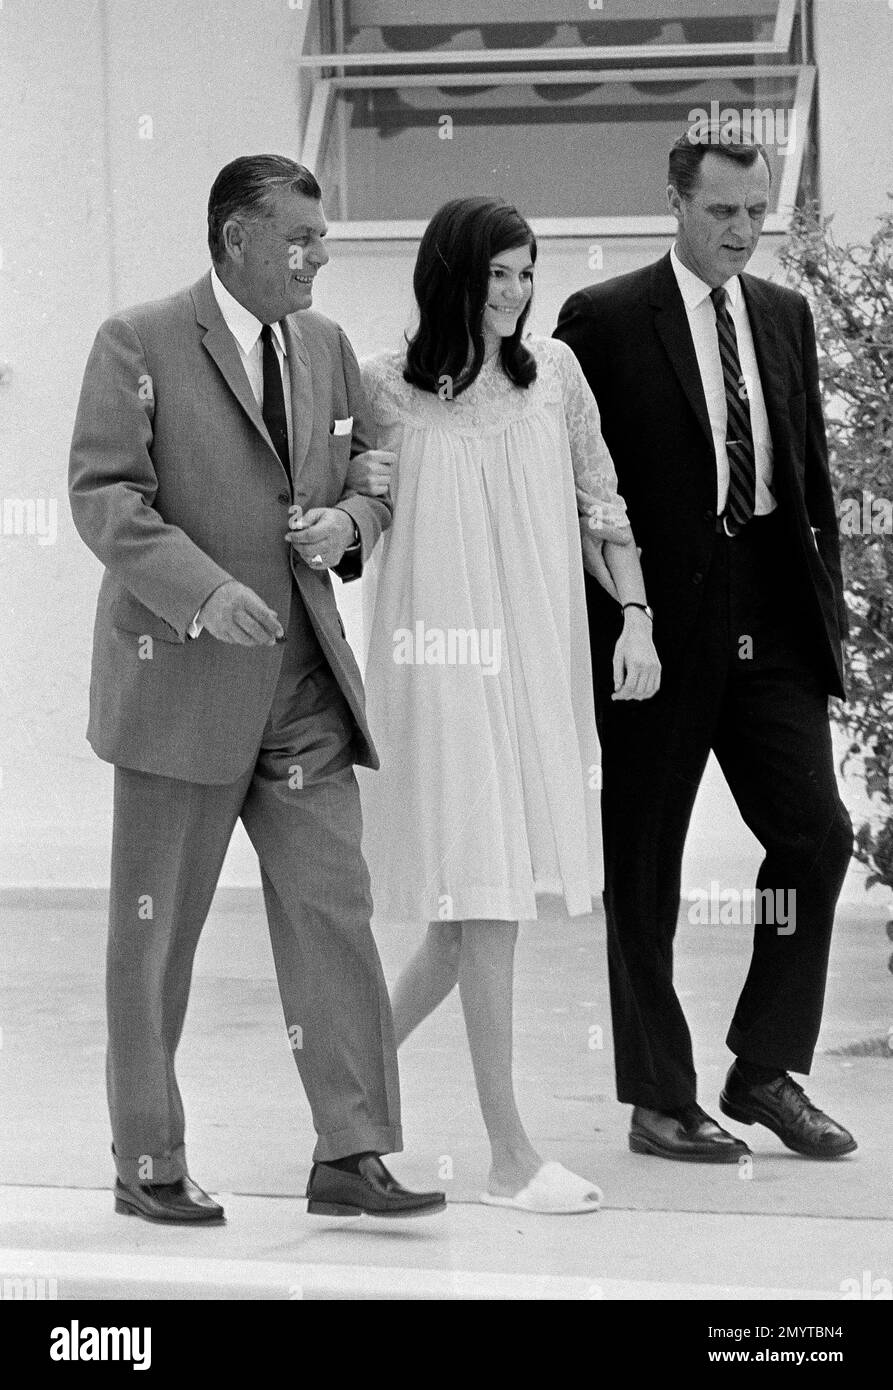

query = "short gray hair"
[207,154,321,262]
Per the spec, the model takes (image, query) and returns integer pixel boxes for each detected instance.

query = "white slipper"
[480,1161,602,1214]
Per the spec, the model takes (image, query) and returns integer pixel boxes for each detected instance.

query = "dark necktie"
[260,323,290,475]
[710,285,756,536]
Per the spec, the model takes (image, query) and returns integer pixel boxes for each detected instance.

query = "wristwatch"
[622,602,654,621]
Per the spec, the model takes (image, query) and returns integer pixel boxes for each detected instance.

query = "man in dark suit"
[554,129,856,1162]
[69,155,445,1221]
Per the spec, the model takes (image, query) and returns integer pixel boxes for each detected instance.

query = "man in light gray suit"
[69,155,445,1223]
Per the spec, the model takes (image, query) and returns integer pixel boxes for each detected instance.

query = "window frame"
[301,0,799,68]
[301,61,816,239]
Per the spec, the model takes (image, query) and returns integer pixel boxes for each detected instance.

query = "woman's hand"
[346,449,396,497]
[612,610,661,701]
[580,525,620,600]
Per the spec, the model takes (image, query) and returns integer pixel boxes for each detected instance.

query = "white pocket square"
[332,416,353,436]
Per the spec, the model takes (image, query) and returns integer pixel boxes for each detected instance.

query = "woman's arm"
[601,538,660,702]
[603,536,647,608]
[553,340,660,701]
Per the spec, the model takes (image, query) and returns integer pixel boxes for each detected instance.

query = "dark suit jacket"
[69,272,391,783]
[554,251,846,698]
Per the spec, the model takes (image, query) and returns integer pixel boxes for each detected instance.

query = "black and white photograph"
[1,0,891,1344]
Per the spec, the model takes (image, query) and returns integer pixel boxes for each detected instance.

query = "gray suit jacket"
[69,271,390,783]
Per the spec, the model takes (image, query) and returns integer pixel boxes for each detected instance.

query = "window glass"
[323,75,799,221]
[343,1,782,53]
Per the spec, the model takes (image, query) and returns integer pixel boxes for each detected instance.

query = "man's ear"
[666,184,683,223]
[221,218,246,264]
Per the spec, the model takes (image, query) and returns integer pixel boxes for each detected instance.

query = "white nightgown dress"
[357,336,631,925]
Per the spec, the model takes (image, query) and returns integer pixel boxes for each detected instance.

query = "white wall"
[1,0,312,886]
[814,0,893,245]
[0,0,886,899]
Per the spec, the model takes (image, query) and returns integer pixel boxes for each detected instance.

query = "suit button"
[704,509,714,521]
[692,571,704,585]
[278,491,290,503]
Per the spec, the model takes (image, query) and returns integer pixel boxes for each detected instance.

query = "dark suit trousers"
[591,512,853,1109]
[106,587,401,1184]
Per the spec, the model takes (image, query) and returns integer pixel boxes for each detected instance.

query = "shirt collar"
[670,244,740,311]
[210,267,288,357]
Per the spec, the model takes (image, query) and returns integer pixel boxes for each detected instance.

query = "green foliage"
[779,204,893,906]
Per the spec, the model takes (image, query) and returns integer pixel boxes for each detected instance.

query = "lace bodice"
[361,337,631,541]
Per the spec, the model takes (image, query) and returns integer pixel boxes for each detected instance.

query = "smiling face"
[216,186,330,323]
[668,150,770,287]
[481,243,534,353]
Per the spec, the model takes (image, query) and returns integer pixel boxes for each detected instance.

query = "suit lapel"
[739,273,799,511]
[282,316,314,482]
[650,252,714,451]
[739,274,786,446]
[191,273,290,484]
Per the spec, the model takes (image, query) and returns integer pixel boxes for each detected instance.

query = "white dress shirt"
[210,266,293,451]
[187,271,294,638]
[670,244,775,516]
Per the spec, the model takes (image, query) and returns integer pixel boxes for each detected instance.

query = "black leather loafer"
[114,1175,226,1223]
[630,1103,751,1163]
[720,1066,858,1158]
[306,1155,447,1218]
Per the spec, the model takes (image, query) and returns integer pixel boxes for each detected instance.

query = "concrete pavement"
[1,893,891,1300]
[4,1186,888,1301]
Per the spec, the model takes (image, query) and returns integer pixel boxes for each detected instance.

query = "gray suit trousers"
[106,588,401,1184]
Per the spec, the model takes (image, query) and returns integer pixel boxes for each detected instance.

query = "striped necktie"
[710,285,756,536]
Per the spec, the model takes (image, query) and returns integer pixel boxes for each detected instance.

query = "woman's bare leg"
[392,921,462,1047]
[457,919,542,1194]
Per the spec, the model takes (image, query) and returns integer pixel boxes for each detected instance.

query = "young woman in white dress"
[355,197,660,1213]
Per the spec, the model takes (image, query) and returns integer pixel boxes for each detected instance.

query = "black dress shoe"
[630,1103,751,1163]
[306,1155,447,1218]
[114,1176,226,1224]
[720,1065,858,1158]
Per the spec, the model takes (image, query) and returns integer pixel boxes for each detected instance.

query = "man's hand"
[612,611,661,701]
[346,449,395,498]
[580,520,620,600]
[198,580,283,646]
[285,506,356,569]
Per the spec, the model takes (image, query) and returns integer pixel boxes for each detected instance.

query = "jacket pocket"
[110,592,185,644]
[328,429,352,478]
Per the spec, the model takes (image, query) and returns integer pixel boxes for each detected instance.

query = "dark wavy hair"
[668,126,771,199]
[404,197,538,397]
